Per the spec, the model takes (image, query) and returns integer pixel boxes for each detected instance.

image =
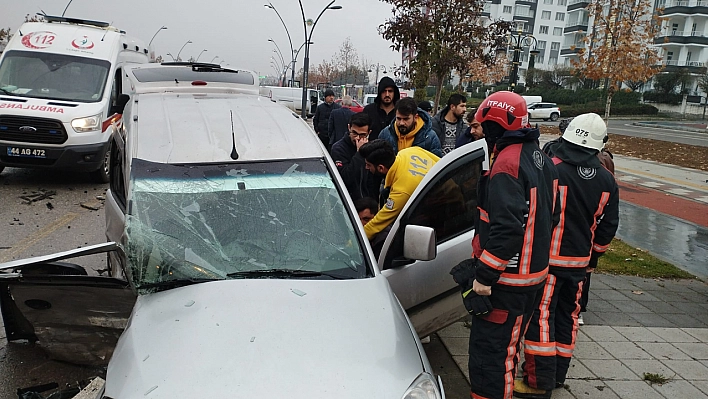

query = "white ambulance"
[0,15,148,182]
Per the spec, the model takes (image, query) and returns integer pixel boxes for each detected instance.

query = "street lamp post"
[166,52,176,61]
[210,56,219,63]
[368,63,388,86]
[265,3,296,88]
[196,49,208,62]
[298,0,342,118]
[498,29,540,92]
[176,40,192,62]
[148,26,167,47]
[269,40,288,86]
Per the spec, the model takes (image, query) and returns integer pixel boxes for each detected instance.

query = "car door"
[379,140,488,337]
[528,104,538,119]
[0,243,136,366]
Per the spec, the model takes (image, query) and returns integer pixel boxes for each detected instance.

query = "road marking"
[0,212,80,262]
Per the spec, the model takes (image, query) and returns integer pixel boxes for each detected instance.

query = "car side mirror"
[111,94,130,116]
[403,225,436,261]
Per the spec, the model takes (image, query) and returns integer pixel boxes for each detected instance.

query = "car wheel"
[550,113,559,121]
[90,149,110,184]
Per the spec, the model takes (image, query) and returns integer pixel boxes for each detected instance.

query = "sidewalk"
[437,137,708,397]
[438,274,708,398]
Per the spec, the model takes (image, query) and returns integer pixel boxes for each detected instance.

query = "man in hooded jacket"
[362,76,400,141]
[378,97,443,157]
[449,91,559,399]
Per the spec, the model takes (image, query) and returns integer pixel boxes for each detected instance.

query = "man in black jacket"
[331,112,381,202]
[313,89,340,149]
[515,113,619,398]
[451,91,559,399]
[362,77,400,141]
[328,95,355,149]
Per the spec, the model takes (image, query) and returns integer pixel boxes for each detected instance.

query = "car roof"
[132,93,325,163]
[124,63,259,95]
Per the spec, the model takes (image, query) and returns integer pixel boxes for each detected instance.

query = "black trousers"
[468,287,543,399]
[521,270,585,390]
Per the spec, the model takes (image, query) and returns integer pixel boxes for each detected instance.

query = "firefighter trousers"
[468,287,543,399]
[521,270,585,390]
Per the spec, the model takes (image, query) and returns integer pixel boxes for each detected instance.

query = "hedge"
[559,103,658,117]
[642,91,683,105]
[523,88,641,106]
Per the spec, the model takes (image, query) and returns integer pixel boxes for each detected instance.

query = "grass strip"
[597,238,696,279]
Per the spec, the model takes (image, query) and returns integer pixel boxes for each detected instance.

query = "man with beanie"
[313,89,340,149]
[449,91,559,399]
[514,114,619,398]
[378,97,443,157]
[362,77,400,140]
[431,93,467,155]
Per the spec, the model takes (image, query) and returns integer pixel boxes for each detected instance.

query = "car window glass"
[124,158,370,290]
[109,138,126,211]
[383,153,484,269]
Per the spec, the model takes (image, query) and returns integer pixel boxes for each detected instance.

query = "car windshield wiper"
[226,268,351,280]
[0,88,14,95]
[137,278,221,291]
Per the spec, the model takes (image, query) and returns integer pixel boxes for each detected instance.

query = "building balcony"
[564,23,589,33]
[657,60,707,73]
[567,0,590,11]
[657,0,708,15]
[560,43,586,55]
[655,31,708,45]
[514,9,535,18]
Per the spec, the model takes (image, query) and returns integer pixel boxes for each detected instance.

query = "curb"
[631,121,708,134]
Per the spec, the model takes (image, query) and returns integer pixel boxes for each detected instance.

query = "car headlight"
[71,114,102,132]
[402,372,442,399]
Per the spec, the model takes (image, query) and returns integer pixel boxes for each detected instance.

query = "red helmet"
[475,91,528,131]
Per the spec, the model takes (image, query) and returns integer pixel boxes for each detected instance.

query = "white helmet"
[562,113,607,150]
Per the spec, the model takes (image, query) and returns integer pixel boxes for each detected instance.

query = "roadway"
[535,119,708,147]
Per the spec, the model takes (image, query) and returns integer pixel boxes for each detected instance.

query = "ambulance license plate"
[7,147,47,158]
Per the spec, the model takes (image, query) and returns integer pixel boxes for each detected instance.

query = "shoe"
[513,380,551,399]
[420,336,431,344]
[578,314,584,326]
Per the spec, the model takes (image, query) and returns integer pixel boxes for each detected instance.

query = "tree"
[653,70,692,94]
[571,0,663,121]
[538,65,575,89]
[379,0,510,111]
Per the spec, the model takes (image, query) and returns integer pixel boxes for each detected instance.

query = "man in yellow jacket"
[359,139,439,240]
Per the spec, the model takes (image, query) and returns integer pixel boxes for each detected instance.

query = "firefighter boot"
[513,380,551,399]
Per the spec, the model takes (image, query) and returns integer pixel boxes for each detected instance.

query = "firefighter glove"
[450,258,478,286]
[462,286,493,317]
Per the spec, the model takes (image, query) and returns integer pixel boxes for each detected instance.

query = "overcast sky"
[1,0,402,79]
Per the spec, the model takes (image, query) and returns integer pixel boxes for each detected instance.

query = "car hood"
[105,276,426,398]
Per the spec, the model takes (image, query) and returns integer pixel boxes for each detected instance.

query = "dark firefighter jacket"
[472,129,560,292]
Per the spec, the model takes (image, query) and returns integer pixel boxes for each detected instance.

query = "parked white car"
[0,65,490,398]
[528,102,561,121]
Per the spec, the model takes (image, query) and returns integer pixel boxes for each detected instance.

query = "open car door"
[0,243,135,366]
[378,140,488,338]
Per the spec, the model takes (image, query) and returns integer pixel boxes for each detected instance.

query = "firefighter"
[450,91,559,399]
[514,113,620,398]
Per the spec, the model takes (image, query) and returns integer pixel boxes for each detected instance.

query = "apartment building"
[654,0,708,76]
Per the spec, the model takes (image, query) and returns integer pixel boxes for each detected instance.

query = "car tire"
[550,113,559,121]
[90,149,110,184]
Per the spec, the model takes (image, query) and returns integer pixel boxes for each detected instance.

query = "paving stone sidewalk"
[438,273,708,398]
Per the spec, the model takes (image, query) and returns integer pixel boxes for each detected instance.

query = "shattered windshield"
[0,50,110,102]
[125,159,370,291]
